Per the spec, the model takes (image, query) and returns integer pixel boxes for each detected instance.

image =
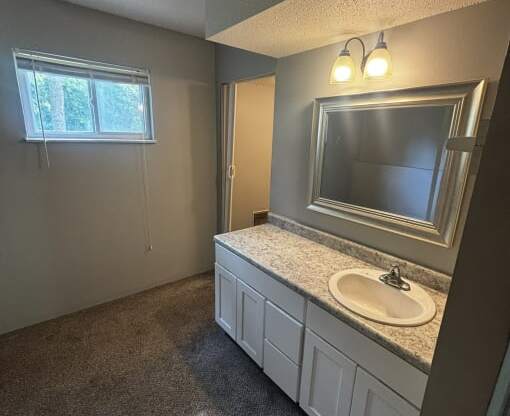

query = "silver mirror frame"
[307,80,487,247]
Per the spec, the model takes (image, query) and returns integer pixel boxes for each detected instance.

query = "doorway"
[220,75,276,232]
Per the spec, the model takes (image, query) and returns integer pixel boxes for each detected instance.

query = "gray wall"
[270,0,510,274]
[0,0,216,334]
[215,44,277,84]
[422,41,510,416]
[206,0,284,38]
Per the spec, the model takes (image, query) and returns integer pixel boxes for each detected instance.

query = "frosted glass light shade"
[364,47,392,80]
[330,54,356,84]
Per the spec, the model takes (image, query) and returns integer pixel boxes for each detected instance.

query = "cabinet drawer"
[265,301,303,363]
[263,339,301,402]
[216,244,305,322]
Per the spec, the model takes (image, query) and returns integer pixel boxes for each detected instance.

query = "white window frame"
[13,49,156,143]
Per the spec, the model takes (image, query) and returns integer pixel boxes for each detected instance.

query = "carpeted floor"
[0,273,305,416]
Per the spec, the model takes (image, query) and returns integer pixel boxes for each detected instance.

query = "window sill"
[24,137,157,144]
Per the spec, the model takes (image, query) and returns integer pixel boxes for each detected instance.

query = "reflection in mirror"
[308,80,487,247]
[320,106,453,221]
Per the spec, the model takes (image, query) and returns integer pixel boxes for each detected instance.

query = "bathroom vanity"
[214,216,448,416]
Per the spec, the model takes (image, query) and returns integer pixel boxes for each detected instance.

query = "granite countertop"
[214,224,447,374]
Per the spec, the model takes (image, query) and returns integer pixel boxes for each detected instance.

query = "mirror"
[308,80,486,247]
[320,105,452,222]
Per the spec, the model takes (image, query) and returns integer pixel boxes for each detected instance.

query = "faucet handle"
[380,264,410,291]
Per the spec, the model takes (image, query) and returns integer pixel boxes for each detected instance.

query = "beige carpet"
[0,272,304,416]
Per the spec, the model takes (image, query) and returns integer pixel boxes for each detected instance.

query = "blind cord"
[32,60,50,168]
[29,57,152,253]
[140,142,153,252]
[132,75,153,253]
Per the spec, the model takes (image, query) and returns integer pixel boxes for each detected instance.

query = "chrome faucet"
[379,265,410,291]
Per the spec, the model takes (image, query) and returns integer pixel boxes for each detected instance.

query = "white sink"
[328,268,436,327]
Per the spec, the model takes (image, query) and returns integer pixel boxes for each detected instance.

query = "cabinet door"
[350,368,419,416]
[236,279,265,367]
[300,329,356,416]
[214,264,237,339]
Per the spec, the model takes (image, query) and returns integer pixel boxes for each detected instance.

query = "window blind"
[15,50,149,85]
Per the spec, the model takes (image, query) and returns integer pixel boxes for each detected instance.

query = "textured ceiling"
[208,0,488,57]
[62,0,206,37]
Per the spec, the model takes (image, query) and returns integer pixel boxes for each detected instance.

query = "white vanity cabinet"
[236,279,265,366]
[263,301,304,400]
[214,264,237,339]
[215,244,306,401]
[299,329,356,416]
[304,302,428,410]
[299,313,423,416]
[264,301,303,363]
[214,243,428,414]
[350,368,420,416]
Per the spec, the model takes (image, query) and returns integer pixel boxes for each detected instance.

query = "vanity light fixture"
[329,32,392,84]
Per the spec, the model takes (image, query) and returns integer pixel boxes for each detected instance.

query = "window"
[14,50,154,142]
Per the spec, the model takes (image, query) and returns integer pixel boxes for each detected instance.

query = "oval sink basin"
[329,269,436,327]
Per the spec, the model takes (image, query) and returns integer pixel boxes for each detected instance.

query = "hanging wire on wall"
[31,60,50,168]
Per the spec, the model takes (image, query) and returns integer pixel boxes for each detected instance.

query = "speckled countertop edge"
[268,212,451,294]
[214,224,447,374]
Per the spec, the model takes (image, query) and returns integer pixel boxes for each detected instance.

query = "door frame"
[219,82,236,233]
[219,73,276,233]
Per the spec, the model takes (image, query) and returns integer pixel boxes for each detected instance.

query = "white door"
[219,82,236,233]
[350,368,420,416]
[236,279,265,366]
[300,329,357,416]
[214,264,237,339]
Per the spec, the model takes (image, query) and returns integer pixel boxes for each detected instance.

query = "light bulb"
[334,65,352,82]
[329,52,356,84]
[364,46,392,80]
